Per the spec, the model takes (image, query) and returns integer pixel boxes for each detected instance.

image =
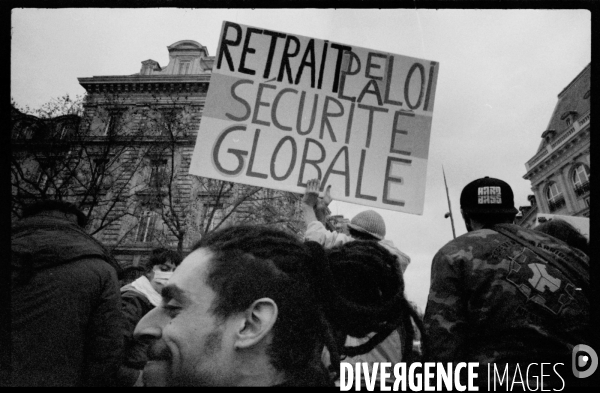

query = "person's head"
[535,219,589,256]
[144,248,183,293]
[459,176,518,231]
[21,199,88,228]
[324,241,425,363]
[133,225,331,386]
[347,210,386,241]
[120,265,146,287]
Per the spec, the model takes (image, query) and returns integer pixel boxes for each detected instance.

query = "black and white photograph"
[7,6,595,389]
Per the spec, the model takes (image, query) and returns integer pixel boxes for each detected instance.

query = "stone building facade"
[519,63,590,229]
[12,40,304,269]
[77,40,214,267]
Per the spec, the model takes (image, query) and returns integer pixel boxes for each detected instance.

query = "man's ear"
[234,298,278,349]
[461,209,475,232]
[460,209,469,225]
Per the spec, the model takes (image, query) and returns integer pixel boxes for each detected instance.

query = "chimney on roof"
[141,59,161,75]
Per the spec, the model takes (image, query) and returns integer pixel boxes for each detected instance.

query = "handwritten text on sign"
[190,21,439,214]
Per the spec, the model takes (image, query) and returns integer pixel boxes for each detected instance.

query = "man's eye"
[163,303,182,316]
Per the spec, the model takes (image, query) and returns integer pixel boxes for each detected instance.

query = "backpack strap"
[491,224,590,298]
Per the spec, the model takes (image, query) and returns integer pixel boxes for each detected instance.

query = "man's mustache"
[146,339,171,361]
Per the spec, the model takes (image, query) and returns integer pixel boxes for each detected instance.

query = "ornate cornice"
[523,126,589,182]
[524,110,590,174]
[78,75,211,94]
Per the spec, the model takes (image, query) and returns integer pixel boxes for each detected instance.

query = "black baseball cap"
[460,176,518,214]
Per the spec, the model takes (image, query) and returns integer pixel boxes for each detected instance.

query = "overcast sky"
[11,8,591,311]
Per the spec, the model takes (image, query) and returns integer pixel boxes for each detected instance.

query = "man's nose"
[134,306,167,341]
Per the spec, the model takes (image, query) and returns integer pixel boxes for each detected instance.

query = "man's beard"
[144,339,174,386]
[178,329,225,386]
[173,329,225,386]
[202,329,223,357]
[145,325,225,386]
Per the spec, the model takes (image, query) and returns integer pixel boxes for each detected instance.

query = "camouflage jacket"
[423,223,590,368]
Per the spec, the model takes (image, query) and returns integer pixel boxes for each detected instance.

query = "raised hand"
[302,178,321,207]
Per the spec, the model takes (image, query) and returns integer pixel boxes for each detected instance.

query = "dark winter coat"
[7,215,125,387]
[120,286,154,370]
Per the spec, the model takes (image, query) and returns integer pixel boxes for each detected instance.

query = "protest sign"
[190,21,439,214]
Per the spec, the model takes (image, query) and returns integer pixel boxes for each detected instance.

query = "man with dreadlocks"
[133,224,422,387]
[301,179,419,387]
[133,225,336,386]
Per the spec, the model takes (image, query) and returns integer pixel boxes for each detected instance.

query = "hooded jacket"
[8,215,124,387]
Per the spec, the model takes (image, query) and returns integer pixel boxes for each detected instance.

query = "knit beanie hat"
[347,210,386,240]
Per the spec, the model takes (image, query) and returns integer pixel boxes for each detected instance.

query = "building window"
[541,129,556,144]
[91,158,111,194]
[178,61,191,75]
[56,124,72,139]
[572,164,590,197]
[93,158,109,174]
[136,211,157,242]
[104,113,120,136]
[546,182,565,212]
[20,129,33,139]
[14,122,34,139]
[201,201,224,231]
[38,172,49,190]
[560,111,577,127]
[149,159,168,188]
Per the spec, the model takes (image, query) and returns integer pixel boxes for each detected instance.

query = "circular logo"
[572,344,598,378]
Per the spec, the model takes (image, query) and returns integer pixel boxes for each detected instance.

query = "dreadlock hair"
[323,241,426,365]
[193,225,337,385]
[193,225,425,383]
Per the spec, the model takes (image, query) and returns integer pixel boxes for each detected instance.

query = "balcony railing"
[574,181,590,197]
[548,197,566,212]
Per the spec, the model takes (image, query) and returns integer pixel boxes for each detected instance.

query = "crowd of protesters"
[3,174,593,387]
